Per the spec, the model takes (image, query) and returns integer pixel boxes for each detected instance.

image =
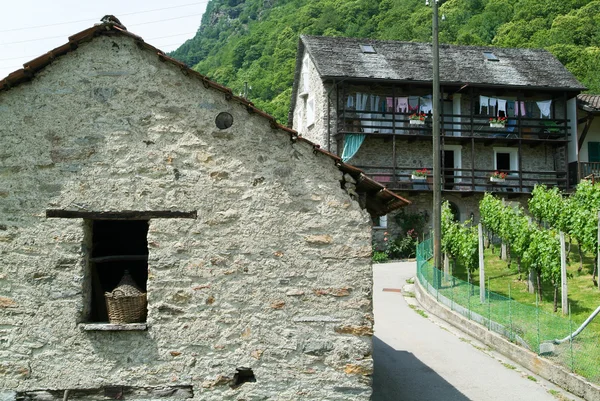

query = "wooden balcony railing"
[338,112,569,141]
[356,166,568,193]
[579,162,600,180]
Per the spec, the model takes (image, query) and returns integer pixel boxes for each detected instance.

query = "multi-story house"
[289,35,586,241]
[577,94,600,181]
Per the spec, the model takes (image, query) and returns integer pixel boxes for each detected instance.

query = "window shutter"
[306,98,315,126]
[588,142,600,162]
[302,55,310,92]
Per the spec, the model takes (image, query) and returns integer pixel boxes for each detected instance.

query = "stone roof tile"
[301,35,586,91]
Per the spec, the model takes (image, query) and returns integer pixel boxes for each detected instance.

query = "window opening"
[496,152,510,172]
[494,147,518,175]
[231,367,256,389]
[372,214,388,228]
[87,220,149,322]
[302,54,310,93]
[448,202,460,221]
[306,97,315,127]
[360,44,376,54]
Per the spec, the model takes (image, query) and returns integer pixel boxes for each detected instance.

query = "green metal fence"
[416,238,600,385]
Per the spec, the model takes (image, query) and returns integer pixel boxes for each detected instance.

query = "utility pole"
[432,0,442,270]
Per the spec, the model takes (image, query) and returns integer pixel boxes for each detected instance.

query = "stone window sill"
[79,323,147,331]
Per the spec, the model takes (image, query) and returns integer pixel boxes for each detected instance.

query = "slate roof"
[578,94,600,113]
[0,17,409,215]
[300,35,586,91]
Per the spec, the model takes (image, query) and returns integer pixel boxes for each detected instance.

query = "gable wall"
[0,35,373,400]
[291,53,329,149]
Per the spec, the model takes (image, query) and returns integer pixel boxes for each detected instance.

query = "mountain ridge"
[170,0,600,123]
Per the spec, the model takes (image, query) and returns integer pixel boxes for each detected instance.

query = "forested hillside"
[170,0,600,123]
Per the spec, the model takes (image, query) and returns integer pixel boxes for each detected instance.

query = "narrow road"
[372,261,581,401]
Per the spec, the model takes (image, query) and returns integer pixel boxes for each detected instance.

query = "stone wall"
[291,53,329,150]
[0,35,374,400]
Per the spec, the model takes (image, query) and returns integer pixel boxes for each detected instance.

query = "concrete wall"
[0,35,374,400]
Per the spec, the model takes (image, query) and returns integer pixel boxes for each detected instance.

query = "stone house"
[576,94,600,180]
[0,18,410,400]
[288,35,586,245]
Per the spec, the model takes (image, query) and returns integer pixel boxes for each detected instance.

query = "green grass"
[502,363,517,370]
[527,375,538,382]
[419,242,600,384]
[547,389,572,401]
[451,243,600,333]
[409,304,428,318]
[406,277,415,284]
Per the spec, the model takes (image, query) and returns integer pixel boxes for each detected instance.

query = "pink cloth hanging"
[386,97,394,111]
[395,97,409,113]
[514,101,526,117]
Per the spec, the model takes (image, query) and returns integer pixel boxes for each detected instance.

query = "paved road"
[372,261,581,401]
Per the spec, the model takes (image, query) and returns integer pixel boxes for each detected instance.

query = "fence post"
[468,283,472,320]
[569,303,574,373]
[451,278,454,311]
[479,223,485,303]
[436,268,439,302]
[560,231,568,315]
[488,277,491,330]
[536,292,540,354]
[509,283,513,341]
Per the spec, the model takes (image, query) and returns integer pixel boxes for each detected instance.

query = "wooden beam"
[46,210,197,219]
[578,113,595,150]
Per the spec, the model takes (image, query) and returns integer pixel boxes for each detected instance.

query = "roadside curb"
[414,277,600,401]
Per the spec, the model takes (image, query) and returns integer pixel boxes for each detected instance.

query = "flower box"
[411,175,427,180]
[490,122,505,128]
[410,119,425,125]
[490,177,505,183]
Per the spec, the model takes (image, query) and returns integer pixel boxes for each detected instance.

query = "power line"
[0,32,196,63]
[0,1,209,33]
[0,32,196,65]
[0,13,204,47]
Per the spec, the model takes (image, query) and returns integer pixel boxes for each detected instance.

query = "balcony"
[579,162,600,179]
[337,112,569,144]
[357,166,567,194]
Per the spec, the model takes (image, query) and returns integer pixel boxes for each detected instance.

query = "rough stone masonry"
[0,30,376,400]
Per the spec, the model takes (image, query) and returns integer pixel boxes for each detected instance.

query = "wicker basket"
[105,271,147,324]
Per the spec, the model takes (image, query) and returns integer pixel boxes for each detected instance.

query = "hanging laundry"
[395,97,409,113]
[356,93,368,111]
[497,99,507,117]
[480,96,489,113]
[408,96,420,111]
[514,101,526,117]
[536,100,552,118]
[369,95,380,112]
[420,97,432,114]
[346,94,355,109]
[386,97,394,112]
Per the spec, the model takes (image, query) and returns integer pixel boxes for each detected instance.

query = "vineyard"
[434,180,600,384]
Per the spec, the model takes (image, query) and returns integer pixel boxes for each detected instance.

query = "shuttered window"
[306,97,315,127]
[588,142,600,162]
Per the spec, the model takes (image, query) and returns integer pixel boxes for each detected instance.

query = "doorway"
[444,150,455,189]
[443,145,462,190]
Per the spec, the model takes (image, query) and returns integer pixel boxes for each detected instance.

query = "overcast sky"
[0,0,209,80]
